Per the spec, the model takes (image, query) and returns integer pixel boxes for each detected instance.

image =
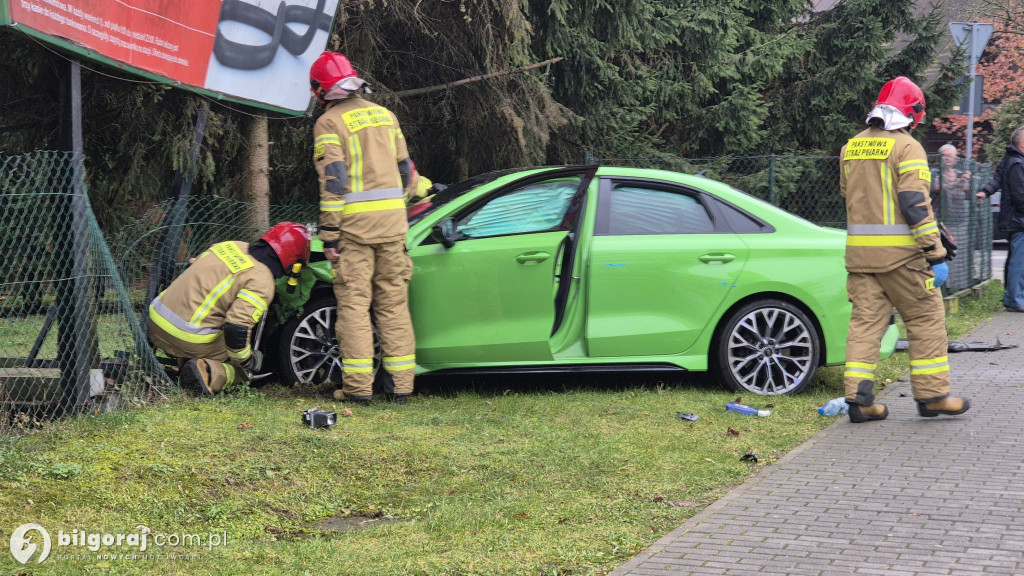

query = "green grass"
[0,281,1005,576]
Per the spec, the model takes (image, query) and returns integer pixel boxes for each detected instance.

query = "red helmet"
[261,222,311,269]
[310,51,358,104]
[875,76,926,129]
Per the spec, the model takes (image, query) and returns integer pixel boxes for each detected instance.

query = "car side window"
[456,178,580,239]
[598,184,714,235]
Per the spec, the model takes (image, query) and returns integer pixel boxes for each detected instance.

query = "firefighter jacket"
[839,126,946,273]
[314,94,411,246]
[148,241,274,366]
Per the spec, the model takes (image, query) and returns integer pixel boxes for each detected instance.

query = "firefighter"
[839,76,970,423]
[148,222,311,395]
[309,51,417,405]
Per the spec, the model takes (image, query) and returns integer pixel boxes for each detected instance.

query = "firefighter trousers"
[333,237,416,398]
[147,318,240,393]
[844,258,950,405]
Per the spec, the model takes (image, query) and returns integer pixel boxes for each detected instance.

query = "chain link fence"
[1,150,319,433]
[1,151,172,431]
[586,152,995,293]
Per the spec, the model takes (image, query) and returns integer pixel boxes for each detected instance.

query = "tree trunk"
[246,112,271,232]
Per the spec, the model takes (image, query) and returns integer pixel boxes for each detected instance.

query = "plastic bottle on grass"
[726,402,771,417]
[818,397,849,416]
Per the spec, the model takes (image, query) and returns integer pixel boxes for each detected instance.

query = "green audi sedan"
[266,166,898,396]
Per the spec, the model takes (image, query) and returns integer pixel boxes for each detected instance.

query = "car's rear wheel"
[712,299,819,395]
[276,295,391,393]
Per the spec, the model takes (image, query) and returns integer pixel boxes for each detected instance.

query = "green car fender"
[272,259,334,324]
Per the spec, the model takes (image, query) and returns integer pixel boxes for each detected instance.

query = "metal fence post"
[56,59,95,406]
[768,154,777,205]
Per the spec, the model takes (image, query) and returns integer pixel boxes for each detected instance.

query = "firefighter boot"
[180,358,214,396]
[848,402,888,423]
[917,397,971,417]
[333,388,372,406]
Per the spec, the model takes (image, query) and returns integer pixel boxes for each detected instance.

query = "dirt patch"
[308,514,403,532]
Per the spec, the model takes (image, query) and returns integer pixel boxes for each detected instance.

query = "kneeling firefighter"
[148,222,311,395]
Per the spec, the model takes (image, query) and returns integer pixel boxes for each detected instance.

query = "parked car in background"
[257,166,899,396]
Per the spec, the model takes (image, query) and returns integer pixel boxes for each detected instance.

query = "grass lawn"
[0,282,1004,576]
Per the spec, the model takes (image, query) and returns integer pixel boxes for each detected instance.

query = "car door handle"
[515,251,551,264]
[698,253,735,264]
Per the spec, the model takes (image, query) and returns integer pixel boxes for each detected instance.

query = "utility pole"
[949,21,993,163]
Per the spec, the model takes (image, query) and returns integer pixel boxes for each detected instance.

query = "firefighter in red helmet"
[148,222,311,395]
[838,76,970,422]
[309,51,418,405]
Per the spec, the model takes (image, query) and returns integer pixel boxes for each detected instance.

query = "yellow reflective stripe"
[911,222,938,238]
[315,134,342,146]
[237,290,267,312]
[384,354,416,371]
[898,160,929,172]
[348,135,363,193]
[342,198,406,215]
[238,289,267,322]
[189,276,234,325]
[343,358,374,374]
[926,277,936,290]
[321,199,346,212]
[149,306,220,344]
[880,164,895,225]
[314,134,341,158]
[389,128,398,157]
[910,356,949,375]
[227,345,251,360]
[844,361,875,379]
[225,364,237,385]
[846,235,918,246]
[911,365,950,375]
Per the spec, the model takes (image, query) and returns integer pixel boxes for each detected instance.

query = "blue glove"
[931,261,948,288]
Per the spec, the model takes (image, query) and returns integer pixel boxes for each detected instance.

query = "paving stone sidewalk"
[609,310,1024,576]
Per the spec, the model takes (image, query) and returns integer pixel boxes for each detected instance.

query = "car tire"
[276,295,392,394]
[712,299,820,396]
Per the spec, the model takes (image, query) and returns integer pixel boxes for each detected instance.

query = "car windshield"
[408,168,534,226]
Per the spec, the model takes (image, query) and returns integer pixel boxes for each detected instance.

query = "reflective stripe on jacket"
[314,95,411,245]
[839,126,946,273]
[148,241,275,364]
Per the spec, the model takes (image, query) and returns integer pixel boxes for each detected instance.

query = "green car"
[265,166,898,396]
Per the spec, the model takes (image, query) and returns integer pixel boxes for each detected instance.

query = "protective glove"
[246,349,264,373]
[931,261,949,288]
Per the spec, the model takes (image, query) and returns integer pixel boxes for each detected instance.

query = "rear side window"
[596,184,714,235]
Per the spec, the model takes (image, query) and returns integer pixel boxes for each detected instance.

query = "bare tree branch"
[393,57,564,98]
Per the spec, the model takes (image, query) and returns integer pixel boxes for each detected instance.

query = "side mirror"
[431,218,457,249]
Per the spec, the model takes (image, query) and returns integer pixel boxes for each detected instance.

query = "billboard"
[1,0,339,114]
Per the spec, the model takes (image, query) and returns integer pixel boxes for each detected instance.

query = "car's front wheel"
[712,299,820,396]
[276,295,391,392]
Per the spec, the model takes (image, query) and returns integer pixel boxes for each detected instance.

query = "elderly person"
[931,144,971,289]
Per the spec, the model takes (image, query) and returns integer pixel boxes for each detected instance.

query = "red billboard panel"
[6,0,339,113]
